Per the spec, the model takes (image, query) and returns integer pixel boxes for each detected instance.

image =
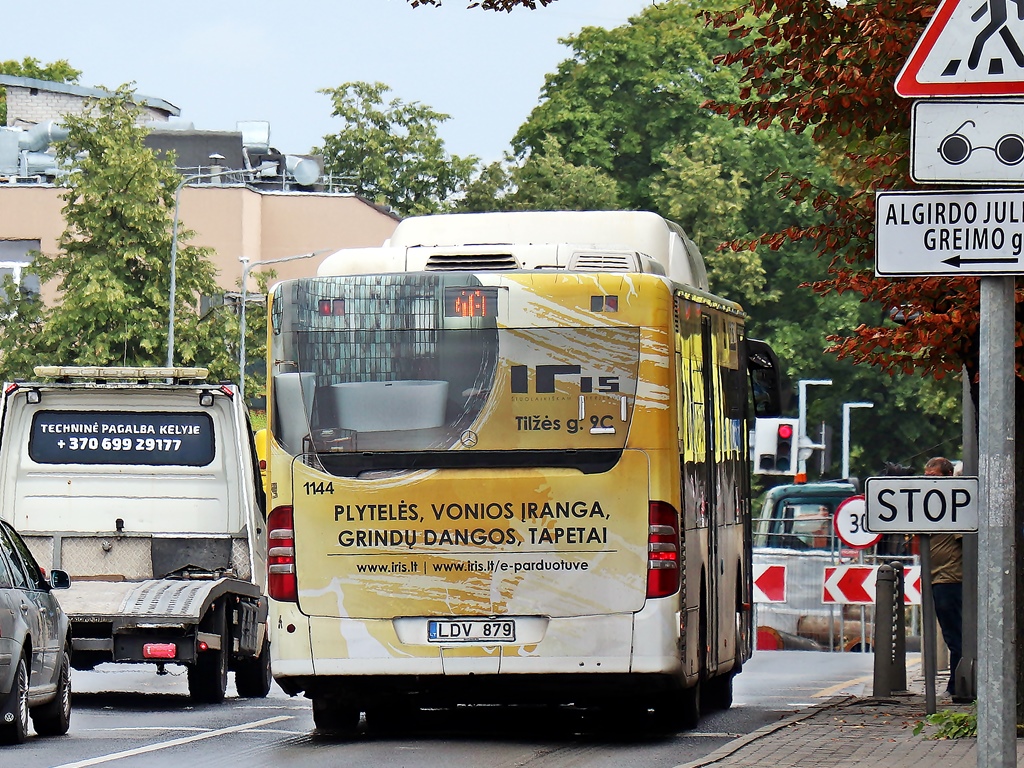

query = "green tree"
[508,1,831,305]
[0,85,237,382]
[316,81,478,216]
[0,57,81,125]
[482,0,952,478]
[458,136,621,212]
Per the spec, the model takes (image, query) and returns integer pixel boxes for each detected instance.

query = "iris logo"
[510,365,619,394]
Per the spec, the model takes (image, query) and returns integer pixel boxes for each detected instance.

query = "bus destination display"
[444,287,498,318]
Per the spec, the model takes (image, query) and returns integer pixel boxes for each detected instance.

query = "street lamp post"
[797,378,832,482]
[167,168,238,367]
[237,249,333,401]
[841,401,874,480]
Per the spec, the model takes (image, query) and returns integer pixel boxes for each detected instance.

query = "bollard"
[891,562,906,691]
[873,564,896,696]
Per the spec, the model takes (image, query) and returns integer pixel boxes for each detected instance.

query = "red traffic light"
[777,423,794,439]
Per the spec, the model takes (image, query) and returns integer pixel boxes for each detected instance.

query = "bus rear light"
[268,505,298,602]
[647,501,680,599]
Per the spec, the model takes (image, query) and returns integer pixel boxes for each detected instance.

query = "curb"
[672,696,856,768]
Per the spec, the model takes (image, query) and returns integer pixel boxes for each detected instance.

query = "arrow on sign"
[822,565,924,605]
[903,566,923,605]
[943,255,1020,268]
[822,565,877,604]
[753,564,786,603]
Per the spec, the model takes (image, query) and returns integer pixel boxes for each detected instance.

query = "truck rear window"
[29,411,215,467]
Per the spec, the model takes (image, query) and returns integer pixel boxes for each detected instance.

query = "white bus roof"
[316,211,710,289]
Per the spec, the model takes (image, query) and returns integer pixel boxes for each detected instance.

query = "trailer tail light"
[268,505,298,602]
[647,500,680,599]
[143,643,177,659]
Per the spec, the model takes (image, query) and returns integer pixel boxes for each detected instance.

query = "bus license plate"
[427,619,516,643]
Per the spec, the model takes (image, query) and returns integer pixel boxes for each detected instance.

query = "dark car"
[0,518,72,744]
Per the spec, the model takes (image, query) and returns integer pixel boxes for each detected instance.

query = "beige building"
[0,76,400,304]
[0,184,398,305]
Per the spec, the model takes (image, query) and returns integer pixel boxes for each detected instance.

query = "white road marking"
[83,727,211,732]
[50,716,292,767]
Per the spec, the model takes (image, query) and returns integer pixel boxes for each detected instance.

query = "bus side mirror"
[746,338,783,418]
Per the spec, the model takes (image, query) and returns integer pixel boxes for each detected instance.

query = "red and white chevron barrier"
[822,565,922,605]
[753,563,786,603]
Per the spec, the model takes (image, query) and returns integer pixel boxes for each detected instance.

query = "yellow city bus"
[264,211,782,734]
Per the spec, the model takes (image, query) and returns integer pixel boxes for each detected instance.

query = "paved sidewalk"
[679,672,1019,768]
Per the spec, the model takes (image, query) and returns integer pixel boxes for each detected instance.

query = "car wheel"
[32,649,72,736]
[188,603,229,704]
[188,638,228,704]
[234,636,272,698]
[0,655,30,744]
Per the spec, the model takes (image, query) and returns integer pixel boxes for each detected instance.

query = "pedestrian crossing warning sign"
[896,0,1024,97]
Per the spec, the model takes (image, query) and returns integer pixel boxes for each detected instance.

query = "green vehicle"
[752,481,862,650]
[754,481,858,552]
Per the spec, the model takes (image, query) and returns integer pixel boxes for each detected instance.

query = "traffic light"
[775,421,795,473]
[752,417,801,475]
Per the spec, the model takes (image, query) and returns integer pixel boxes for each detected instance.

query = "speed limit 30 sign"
[833,495,881,550]
[864,476,979,533]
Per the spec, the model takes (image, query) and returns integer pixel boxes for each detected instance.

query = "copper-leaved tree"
[707,0,1024,716]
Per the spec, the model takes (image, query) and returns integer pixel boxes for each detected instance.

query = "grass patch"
[250,409,267,432]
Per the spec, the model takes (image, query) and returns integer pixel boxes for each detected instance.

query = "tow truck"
[0,366,270,702]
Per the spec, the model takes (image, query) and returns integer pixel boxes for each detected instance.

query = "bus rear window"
[29,411,215,467]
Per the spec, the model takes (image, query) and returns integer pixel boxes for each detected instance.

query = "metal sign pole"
[919,535,936,715]
[959,369,978,701]
[977,276,1016,768]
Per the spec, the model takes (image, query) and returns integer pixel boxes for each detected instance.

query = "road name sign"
[875,189,1024,275]
[864,476,979,533]
[896,0,1024,97]
[832,495,881,550]
[753,564,786,603]
[912,100,1024,183]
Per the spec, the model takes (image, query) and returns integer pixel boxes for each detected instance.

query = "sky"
[5,0,655,164]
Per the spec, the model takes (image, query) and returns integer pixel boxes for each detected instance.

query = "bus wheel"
[678,681,701,729]
[312,697,360,737]
[648,684,700,733]
[703,672,734,711]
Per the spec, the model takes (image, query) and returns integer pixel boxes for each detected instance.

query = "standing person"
[924,456,963,699]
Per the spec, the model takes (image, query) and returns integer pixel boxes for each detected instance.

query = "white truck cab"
[0,366,270,702]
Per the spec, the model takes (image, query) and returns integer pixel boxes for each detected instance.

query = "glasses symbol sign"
[939,120,1024,166]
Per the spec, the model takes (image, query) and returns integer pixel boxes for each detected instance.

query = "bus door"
[700,314,721,672]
